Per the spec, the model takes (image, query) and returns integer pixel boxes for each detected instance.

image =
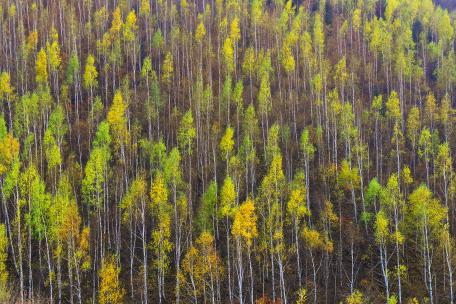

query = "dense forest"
[1,0,456,303]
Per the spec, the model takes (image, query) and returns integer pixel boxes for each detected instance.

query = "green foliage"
[287,171,309,220]
[0,224,8,301]
[300,128,315,161]
[163,147,182,189]
[83,54,98,90]
[220,176,236,218]
[2,1,456,302]
[20,165,52,238]
[197,181,218,233]
[178,110,196,156]
[365,178,382,208]
[66,52,80,85]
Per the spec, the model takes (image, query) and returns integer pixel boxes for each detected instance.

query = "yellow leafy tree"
[345,290,365,304]
[181,232,224,301]
[302,227,333,252]
[139,0,150,16]
[222,37,235,74]
[76,227,91,272]
[99,256,125,304]
[195,20,206,42]
[107,90,129,148]
[47,40,61,72]
[0,72,13,99]
[150,171,173,296]
[83,54,98,90]
[162,51,174,85]
[232,197,258,246]
[220,126,235,164]
[230,17,241,43]
[25,31,38,56]
[123,10,137,43]
[232,198,257,303]
[220,176,236,217]
[110,7,123,36]
[150,172,173,280]
[0,133,19,175]
[0,224,8,301]
[36,48,48,86]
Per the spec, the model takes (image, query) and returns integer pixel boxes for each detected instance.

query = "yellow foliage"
[26,31,38,55]
[47,41,61,71]
[296,288,307,304]
[99,256,125,304]
[195,21,206,42]
[220,176,236,217]
[139,0,150,16]
[181,232,224,299]
[162,52,174,85]
[232,197,258,246]
[150,172,168,207]
[123,10,137,42]
[230,17,241,43]
[352,9,362,32]
[302,227,324,250]
[0,72,13,99]
[287,189,309,219]
[110,7,123,36]
[35,48,48,86]
[281,45,295,74]
[222,37,235,74]
[107,90,129,147]
[76,227,91,271]
[345,290,365,304]
[83,54,98,90]
[374,210,389,244]
[220,126,235,161]
[0,133,19,175]
[0,224,8,299]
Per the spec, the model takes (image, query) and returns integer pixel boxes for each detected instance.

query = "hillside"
[0,0,455,303]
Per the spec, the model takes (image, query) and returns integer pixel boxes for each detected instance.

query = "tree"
[0,133,19,176]
[82,121,111,208]
[119,174,149,301]
[287,171,310,287]
[162,52,174,85]
[220,126,235,168]
[259,152,286,302]
[36,48,48,87]
[375,209,391,299]
[99,256,125,304]
[107,90,129,149]
[232,197,257,304]
[386,91,403,181]
[418,127,432,185]
[83,54,98,91]
[345,290,365,304]
[178,110,196,157]
[408,184,447,303]
[150,171,173,304]
[406,106,420,171]
[0,72,14,128]
[0,224,9,301]
[181,232,224,303]
[196,181,218,233]
[223,37,235,75]
[300,128,315,209]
